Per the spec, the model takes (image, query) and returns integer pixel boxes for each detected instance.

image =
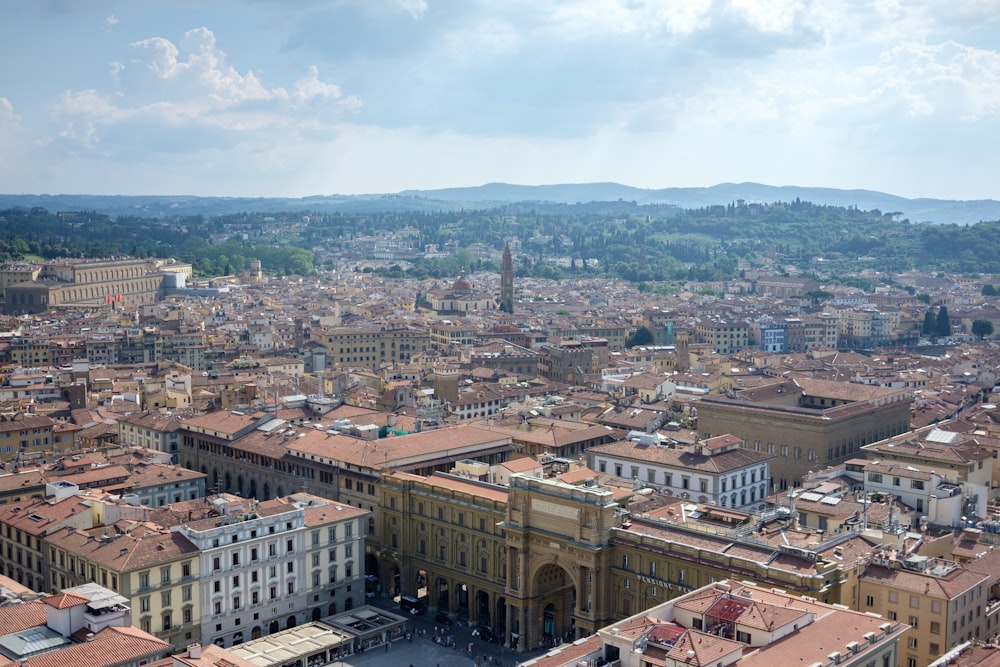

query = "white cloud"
[49,26,358,152]
[394,0,428,20]
[103,14,119,31]
[293,65,340,102]
[131,28,281,107]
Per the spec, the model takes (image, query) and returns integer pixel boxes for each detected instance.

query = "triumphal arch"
[502,473,620,651]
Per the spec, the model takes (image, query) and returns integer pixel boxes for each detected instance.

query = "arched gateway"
[502,474,618,652]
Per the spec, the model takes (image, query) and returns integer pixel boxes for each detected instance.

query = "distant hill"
[400,182,1000,225]
[1,182,997,225]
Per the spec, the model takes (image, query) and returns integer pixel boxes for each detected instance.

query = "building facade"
[169,493,368,649]
[698,378,911,491]
[587,435,774,509]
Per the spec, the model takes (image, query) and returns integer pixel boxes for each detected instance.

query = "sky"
[0,0,998,200]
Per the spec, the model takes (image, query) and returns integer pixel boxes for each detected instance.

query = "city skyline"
[1,0,998,200]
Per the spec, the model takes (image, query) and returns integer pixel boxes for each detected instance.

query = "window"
[182,585,191,601]
[888,591,898,603]
[908,616,917,628]
[866,595,874,607]
[287,581,294,594]
[328,526,337,541]
[286,538,293,553]
[162,613,172,630]
[233,575,240,587]
[868,473,883,483]
[287,562,294,573]
[930,643,939,655]
[161,590,171,607]
[892,476,900,486]
[251,547,258,562]
[931,601,942,614]
[345,523,352,537]
[649,562,656,577]
[251,570,259,583]
[911,480,924,490]
[141,596,150,612]
[139,571,150,588]
[930,621,940,634]
[908,637,917,649]
[160,566,171,584]
[311,530,320,546]
[214,601,222,615]
[182,561,191,577]
[214,580,221,593]
[910,595,919,609]
[312,553,320,567]
[232,552,240,566]
[736,631,751,643]
[345,544,353,559]
[213,556,221,571]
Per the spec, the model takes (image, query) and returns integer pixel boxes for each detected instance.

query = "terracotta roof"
[588,439,773,474]
[42,592,90,609]
[0,599,47,634]
[0,625,168,667]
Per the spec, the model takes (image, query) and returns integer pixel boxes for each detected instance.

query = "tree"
[972,319,994,340]
[936,305,952,338]
[922,309,937,336]
[983,284,997,296]
[625,325,654,348]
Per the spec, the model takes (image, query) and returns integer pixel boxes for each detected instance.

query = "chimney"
[188,643,202,659]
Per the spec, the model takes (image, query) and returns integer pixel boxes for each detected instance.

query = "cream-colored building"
[859,546,999,667]
[44,516,202,653]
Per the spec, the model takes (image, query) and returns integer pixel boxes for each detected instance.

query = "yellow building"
[379,471,509,631]
[375,469,898,655]
[44,520,202,653]
[858,546,999,667]
[310,325,430,369]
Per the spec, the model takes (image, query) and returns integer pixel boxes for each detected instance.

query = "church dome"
[452,276,473,291]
